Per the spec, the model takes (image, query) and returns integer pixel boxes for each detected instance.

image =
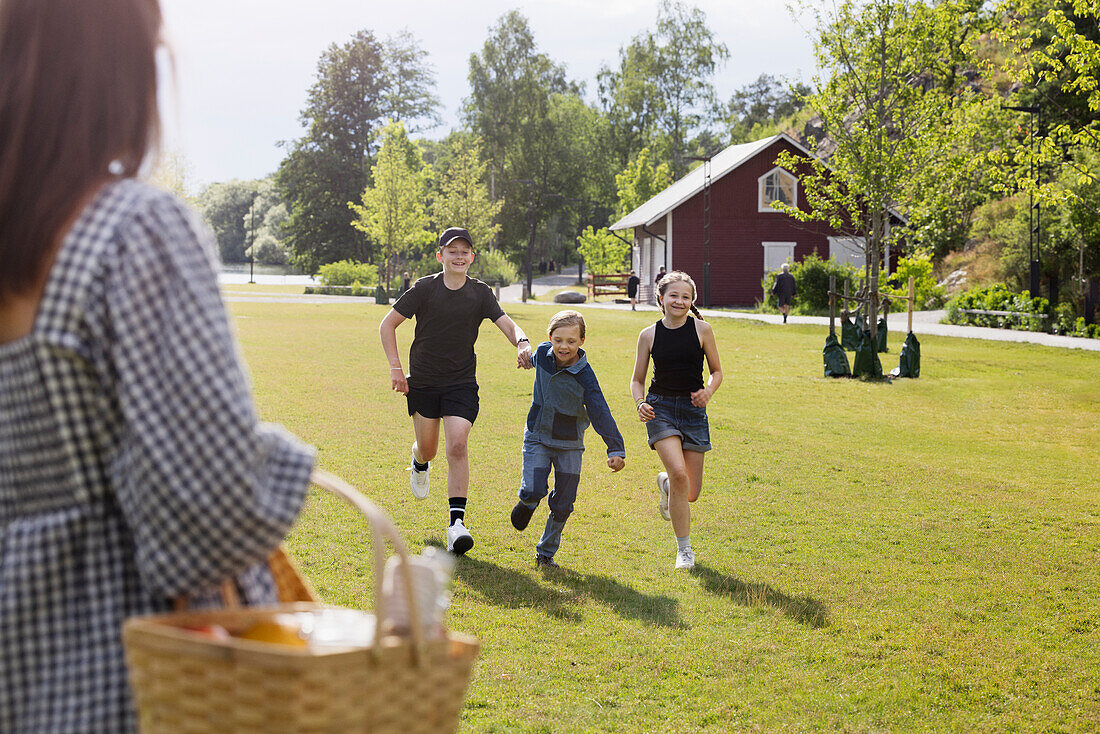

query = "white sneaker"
[657,472,670,521]
[408,451,429,500]
[675,548,695,570]
[446,520,474,555]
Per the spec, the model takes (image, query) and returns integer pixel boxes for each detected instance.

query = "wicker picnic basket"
[122,470,479,734]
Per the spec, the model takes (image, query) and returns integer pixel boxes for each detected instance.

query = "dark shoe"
[511,501,535,531]
[536,554,559,569]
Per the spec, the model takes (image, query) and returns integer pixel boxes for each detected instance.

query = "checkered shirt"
[0,180,315,733]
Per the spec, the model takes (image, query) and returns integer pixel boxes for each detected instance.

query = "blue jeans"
[518,436,584,558]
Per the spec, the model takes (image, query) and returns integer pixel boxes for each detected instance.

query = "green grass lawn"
[229,300,1100,733]
[222,283,308,294]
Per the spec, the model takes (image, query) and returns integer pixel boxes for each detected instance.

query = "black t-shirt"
[393,272,505,388]
[649,317,705,396]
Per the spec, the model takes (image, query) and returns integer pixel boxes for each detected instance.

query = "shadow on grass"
[449,554,583,622]
[447,552,682,627]
[552,569,685,629]
[693,564,829,628]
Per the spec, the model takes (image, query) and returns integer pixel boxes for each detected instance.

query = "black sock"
[449,497,467,526]
[412,457,429,472]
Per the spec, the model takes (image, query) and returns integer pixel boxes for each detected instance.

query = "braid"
[689,304,704,321]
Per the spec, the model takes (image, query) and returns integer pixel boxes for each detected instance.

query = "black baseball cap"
[438,227,473,250]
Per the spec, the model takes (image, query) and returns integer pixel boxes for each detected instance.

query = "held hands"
[690,387,712,408]
[390,368,408,395]
[607,456,625,472]
[516,343,533,370]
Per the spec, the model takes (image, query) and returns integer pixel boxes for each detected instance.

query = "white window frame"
[758,167,798,213]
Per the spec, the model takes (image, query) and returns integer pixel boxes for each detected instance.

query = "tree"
[996,0,1100,300]
[615,147,673,218]
[430,136,503,249]
[778,0,986,345]
[243,178,291,266]
[465,10,579,257]
[276,30,439,274]
[148,149,198,207]
[576,226,630,274]
[597,0,729,176]
[197,179,258,264]
[726,74,813,144]
[349,121,431,284]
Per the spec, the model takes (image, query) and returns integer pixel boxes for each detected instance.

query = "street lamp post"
[685,151,717,308]
[1004,104,1042,298]
[248,191,256,284]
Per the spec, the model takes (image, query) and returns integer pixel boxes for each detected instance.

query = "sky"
[158,0,820,189]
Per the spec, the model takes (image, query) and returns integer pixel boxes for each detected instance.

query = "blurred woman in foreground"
[0,0,314,730]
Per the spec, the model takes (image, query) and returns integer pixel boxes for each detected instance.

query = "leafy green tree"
[615,147,672,218]
[242,178,291,266]
[466,11,579,257]
[778,0,986,341]
[576,226,630,274]
[277,30,439,274]
[349,121,431,284]
[597,0,729,176]
[148,149,198,207]
[197,179,258,264]
[995,0,1100,298]
[726,74,812,145]
[430,136,503,249]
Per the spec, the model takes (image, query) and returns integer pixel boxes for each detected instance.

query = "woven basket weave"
[123,470,478,734]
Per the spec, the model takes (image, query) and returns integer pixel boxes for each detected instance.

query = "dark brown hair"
[656,271,704,321]
[0,0,162,302]
[548,310,586,339]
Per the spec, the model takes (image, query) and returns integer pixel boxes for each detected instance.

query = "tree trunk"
[868,208,883,348]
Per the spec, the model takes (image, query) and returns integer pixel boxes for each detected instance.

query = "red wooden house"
[609,133,901,307]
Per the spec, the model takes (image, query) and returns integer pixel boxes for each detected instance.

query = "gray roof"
[609,133,810,231]
[609,132,909,231]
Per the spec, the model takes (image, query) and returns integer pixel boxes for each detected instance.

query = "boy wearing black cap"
[380,227,533,554]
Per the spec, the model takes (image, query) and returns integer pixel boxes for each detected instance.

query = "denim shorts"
[644,393,711,453]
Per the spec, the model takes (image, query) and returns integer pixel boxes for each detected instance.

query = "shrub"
[303,284,377,297]
[468,248,519,285]
[315,260,377,287]
[946,284,1049,331]
[762,253,860,314]
[882,253,946,312]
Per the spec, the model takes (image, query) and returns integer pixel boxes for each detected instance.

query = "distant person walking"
[772,263,797,323]
[627,270,641,310]
[655,266,667,287]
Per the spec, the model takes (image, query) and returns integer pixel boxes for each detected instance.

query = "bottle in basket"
[380,546,455,639]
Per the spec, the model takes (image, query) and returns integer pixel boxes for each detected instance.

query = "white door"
[762,242,796,301]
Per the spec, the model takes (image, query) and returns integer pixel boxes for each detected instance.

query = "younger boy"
[380,227,533,555]
[510,310,625,568]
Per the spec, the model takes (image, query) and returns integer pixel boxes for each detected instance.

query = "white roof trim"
[609,132,907,231]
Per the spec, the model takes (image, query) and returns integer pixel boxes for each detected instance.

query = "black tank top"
[649,317,705,396]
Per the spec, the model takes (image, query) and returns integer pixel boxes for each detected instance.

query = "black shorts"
[406,383,480,424]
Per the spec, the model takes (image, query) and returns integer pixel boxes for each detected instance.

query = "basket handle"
[309,468,428,663]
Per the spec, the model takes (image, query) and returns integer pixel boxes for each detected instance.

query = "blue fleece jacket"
[524,341,626,457]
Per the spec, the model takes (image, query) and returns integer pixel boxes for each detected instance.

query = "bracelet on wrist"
[635,397,645,407]
[517,337,529,345]
[390,367,403,371]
